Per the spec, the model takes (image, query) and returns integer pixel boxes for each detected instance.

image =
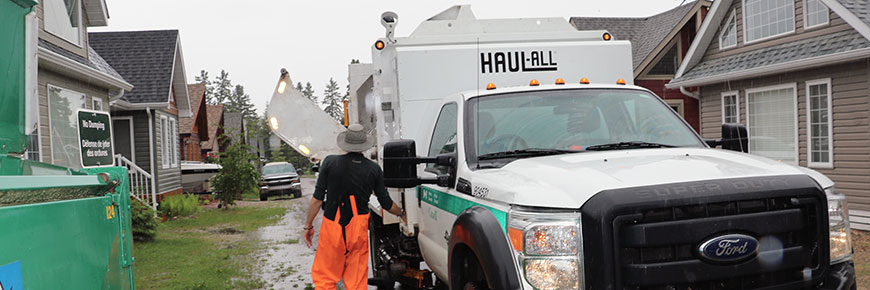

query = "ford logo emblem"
[698,234,758,263]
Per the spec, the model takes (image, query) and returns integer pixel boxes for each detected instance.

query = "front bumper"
[260,182,301,194]
[818,261,856,290]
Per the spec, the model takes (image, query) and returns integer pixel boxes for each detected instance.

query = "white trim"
[820,0,870,40]
[664,99,685,117]
[111,116,136,164]
[109,99,170,110]
[675,0,734,78]
[92,97,104,111]
[160,114,169,169]
[745,83,799,164]
[169,117,179,168]
[37,46,134,91]
[46,83,87,167]
[719,9,738,50]
[667,47,870,88]
[805,78,834,169]
[804,0,830,30]
[43,0,84,47]
[721,90,740,124]
[742,0,797,44]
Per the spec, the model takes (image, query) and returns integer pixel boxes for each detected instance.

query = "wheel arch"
[448,206,521,290]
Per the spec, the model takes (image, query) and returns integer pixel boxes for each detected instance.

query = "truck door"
[416,102,458,278]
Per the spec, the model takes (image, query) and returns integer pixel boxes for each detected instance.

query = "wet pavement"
[255,178,409,290]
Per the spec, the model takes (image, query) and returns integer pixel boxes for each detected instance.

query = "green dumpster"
[0,1,135,289]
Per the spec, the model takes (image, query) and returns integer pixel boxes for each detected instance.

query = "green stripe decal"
[419,186,508,233]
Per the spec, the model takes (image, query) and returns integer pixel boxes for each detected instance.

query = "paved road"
[255,178,412,290]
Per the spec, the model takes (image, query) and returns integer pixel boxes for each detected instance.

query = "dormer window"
[805,0,830,29]
[719,10,737,49]
[44,0,82,46]
[743,0,795,43]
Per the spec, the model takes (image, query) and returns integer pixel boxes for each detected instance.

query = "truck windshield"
[263,164,296,175]
[467,89,703,161]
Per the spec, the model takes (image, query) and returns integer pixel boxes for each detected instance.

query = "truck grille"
[579,176,829,290]
[615,196,823,290]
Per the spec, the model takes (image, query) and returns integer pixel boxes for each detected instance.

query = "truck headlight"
[508,208,583,290]
[826,187,852,264]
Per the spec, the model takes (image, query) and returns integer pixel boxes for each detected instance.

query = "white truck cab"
[266,5,855,290]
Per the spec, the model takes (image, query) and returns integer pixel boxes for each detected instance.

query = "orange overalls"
[311,195,370,290]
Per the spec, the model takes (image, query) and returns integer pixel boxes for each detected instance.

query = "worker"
[303,124,405,290]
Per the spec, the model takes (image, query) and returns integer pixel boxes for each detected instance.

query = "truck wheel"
[259,193,267,201]
[463,282,486,290]
[451,247,490,290]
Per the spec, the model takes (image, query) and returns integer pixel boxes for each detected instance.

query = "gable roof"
[570,1,708,74]
[202,104,224,151]
[668,0,870,88]
[180,83,206,135]
[88,30,180,104]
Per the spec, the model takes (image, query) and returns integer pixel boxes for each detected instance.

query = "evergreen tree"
[296,82,303,93]
[321,78,343,122]
[226,84,256,120]
[195,70,215,103]
[302,82,317,104]
[213,70,233,105]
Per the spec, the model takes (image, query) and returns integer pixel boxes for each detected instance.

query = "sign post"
[77,109,114,167]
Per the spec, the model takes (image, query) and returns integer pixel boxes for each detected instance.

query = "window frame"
[664,99,685,117]
[745,83,799,164]
[169,117,178,168]
[805,78,833,168]
[112,116,136,164]
[742,0,796,44]
[804,0,830,30]
[160,115,169,169]
[92,97,103,111]
[46,83,86,168]
[719,9,738,50]
[425,102,458,175]
[721,91,741,124]
[43,0,83,47]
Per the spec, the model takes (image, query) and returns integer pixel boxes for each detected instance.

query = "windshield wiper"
[584,141,675,151]
[478,148,581,160]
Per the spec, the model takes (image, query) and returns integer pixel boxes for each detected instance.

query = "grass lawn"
[132,203,286,289]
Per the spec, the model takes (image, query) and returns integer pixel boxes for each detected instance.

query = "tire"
[451,249,490,290]
[259,193,267,201]
[463,282,486,290]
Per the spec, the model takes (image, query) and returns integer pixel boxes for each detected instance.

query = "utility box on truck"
[0,1,135,289]
[267,5,855,290]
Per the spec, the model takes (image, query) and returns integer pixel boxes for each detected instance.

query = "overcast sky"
[91,0,689,114]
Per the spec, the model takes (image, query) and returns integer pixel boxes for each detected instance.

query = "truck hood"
[471,148,832,209]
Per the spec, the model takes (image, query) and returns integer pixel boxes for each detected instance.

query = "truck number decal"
[419,186,507,233]
[480,50,558,74]
[472,186,489,198]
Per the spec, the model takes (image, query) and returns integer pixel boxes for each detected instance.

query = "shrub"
[158,194,201,218]
[131,199,158,242]
[212,131,260,209]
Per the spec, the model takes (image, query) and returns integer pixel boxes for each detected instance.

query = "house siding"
[703,0,849,61]
[154,111,182,194]
[36,67,110,165]
[698,59,870,212]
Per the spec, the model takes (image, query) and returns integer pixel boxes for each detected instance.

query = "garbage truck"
[0,1,135,289]
[266,5,856,290]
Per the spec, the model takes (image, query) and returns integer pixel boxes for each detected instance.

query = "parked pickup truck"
[259,161,302,201]
[266,5,855,290]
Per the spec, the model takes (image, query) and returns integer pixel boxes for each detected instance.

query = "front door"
[112,118,133,162]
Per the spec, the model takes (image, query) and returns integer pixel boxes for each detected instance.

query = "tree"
[226,84,256,120]
[302,82,317,104]
[212,70,233,105]
[195,70,215,101]
[322,78,344,122]
[211,129,260,208]
[296,82,303,93]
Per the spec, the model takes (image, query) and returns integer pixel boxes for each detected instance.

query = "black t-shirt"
[313,152,394,226]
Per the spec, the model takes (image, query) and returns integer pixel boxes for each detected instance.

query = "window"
[92,98,103,111]
[665,99,685,117]
[746,84,798,164]
[47,84,86,168]
[743,0,795,43]
[720,10,738,49]
[806,79,832,167]
[169,118,178,167]
[722,91,740,124]
[426,103,458,174]
[161,115,169,168]
[43,0,81,46]
[805,0,830,29]
[648,43,679,76]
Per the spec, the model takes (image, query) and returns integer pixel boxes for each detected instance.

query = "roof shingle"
[88,30,179,104]
[180,83,206,134]
[202,104,224,151]
[837,0,870,28]
[38,39,127,83]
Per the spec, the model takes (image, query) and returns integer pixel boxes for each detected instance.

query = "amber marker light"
[486,83,497,90]
[616,78,627,85]
[555,78,566,85]
[603,32,612,41]
[580,77,590,84]
[530,79,540,86]
[508,227,524,251]
[375,40,385,50]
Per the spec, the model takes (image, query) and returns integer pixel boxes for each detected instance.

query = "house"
[89,29,194,201]
[27,0,133,166]
[667,0,870,229]
[223,111,245,145]
[180,83,209,161]
[201,104,226,158]
[570,0,711,131]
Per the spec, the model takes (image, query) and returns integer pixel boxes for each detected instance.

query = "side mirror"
[383,139,456,188]
[296,168,303,175]
[720,123,749,153]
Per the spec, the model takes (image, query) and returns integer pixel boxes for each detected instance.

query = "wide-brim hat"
[337,124,374,152]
